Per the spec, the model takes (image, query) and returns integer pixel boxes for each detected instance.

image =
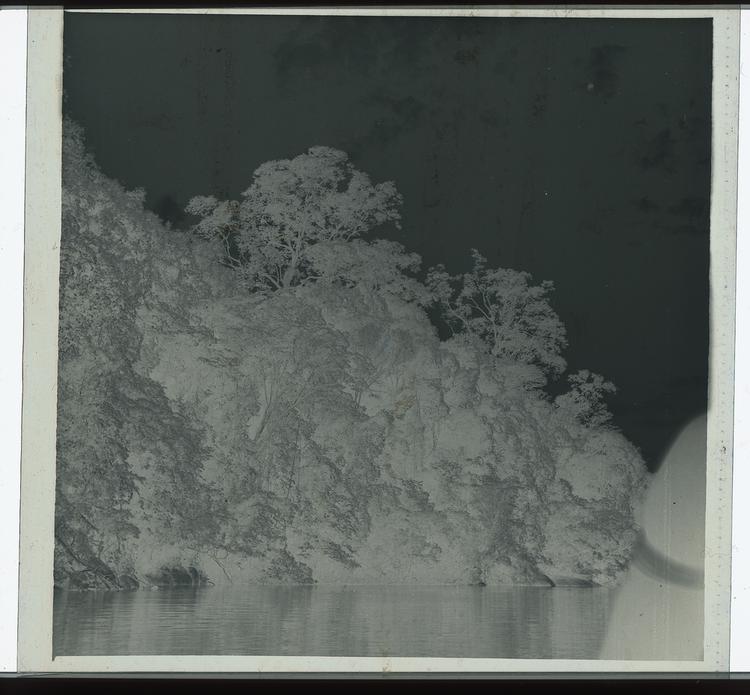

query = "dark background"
[61,13,713,472]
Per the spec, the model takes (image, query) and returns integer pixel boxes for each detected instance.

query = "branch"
[55,533,120,589]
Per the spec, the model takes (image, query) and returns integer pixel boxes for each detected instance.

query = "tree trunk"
[282,261,297,288]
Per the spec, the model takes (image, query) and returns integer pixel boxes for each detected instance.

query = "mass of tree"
[54,120,648,591]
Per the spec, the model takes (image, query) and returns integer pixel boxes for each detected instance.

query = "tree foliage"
[55,120,220,589]
[427,249,568,377]
[554,369,617,427]
[185,147,403,293]
[55,124,648,591]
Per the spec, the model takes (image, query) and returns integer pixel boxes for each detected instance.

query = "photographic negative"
[17,7,739,673]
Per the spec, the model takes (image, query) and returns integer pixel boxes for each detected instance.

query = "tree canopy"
[185,147,403,293]
[427,249,568,377]
[54,123,648,591]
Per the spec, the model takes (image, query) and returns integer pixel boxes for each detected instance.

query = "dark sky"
[62,13,713,472]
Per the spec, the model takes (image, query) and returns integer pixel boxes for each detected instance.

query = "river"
[53,584,611,659]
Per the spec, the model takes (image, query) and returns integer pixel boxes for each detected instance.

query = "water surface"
[53,585,610,659]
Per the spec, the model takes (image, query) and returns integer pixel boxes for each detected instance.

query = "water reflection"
[53,585,610,659]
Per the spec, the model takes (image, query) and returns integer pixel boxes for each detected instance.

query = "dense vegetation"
[54,121,648,591]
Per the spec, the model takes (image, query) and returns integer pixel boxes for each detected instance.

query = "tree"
[185,147,403,293]
[306,238,431,305]
[554,369,617,427]
[58,123,649,589]
[427,249,568,377]
[540,425,648,586]
[56,119,221,589]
